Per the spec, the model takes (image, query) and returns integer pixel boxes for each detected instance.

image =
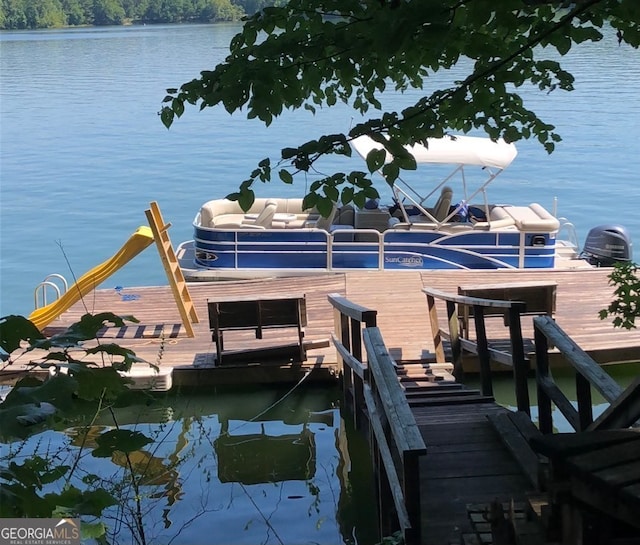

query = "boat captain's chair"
[314,203,338,231]
[243,199,278,228]
[433,186,453,221]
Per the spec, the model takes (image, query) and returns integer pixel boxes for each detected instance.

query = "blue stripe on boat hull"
[190,227,557,273]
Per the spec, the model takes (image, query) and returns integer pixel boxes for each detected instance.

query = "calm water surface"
[0,384,378,545]
[1,24,639,545]
[1,24,640,316]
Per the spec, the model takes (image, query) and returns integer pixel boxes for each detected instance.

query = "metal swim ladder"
[34,273,68,310]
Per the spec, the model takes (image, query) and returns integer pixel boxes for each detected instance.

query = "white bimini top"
[351,133,518,170]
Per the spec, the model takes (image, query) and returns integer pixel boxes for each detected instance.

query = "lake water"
[0,383,378,545]
[1,23,639,544]
[1,23,640,317]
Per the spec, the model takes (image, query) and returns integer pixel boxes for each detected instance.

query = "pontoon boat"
[177,134,632,281]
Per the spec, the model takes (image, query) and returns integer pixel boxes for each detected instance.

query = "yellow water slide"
[29,226,154,330]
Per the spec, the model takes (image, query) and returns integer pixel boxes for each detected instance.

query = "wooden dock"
[6,267,640,544]
[331,292,640,545]
[6,268,638,386]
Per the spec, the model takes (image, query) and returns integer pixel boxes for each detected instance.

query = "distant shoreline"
[0,20,239,32]
[0,0,265,31]
[0,19,243,32]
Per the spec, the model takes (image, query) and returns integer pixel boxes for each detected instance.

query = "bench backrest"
[458,281,557,319]
[208,297,307,332]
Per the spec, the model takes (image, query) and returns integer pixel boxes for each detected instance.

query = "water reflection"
[467,361,640,432]
[0,385,378,545]
[216,422,317,485]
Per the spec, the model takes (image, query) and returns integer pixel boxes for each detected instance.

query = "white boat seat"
[502,203,560,232]
[433,186,453,221]
[243,199,278,228]
[472,206,517,230]
[199,198,321,229]
[211,213,245,227]
[214,222,266,230]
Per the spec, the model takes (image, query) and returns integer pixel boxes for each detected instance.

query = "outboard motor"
[581,224,633,266]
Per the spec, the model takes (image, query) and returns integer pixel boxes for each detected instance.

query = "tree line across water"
[0,0,283,29]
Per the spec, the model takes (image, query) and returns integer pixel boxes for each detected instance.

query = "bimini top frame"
[351,134,518,225]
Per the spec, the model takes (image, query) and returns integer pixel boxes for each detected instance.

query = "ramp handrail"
[328,293,424,545]
[533,315,640,432]
[422,285,531,413]
[328,292,376,428]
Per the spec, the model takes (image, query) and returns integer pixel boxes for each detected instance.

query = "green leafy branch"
[599,262,640,330]
[0,313,159,543]
[159,0,640,209]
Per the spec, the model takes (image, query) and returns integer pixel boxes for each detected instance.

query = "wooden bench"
[458,281,557,337]
[207,295,307,365]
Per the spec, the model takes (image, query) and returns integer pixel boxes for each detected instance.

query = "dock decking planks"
[408,387,538,544]
[413,268,640,363]
[10,268,639,380]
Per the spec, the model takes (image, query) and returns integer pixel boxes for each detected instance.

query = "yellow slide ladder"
[145,201,199,337]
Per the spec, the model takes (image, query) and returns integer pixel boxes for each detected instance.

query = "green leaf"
[0,315,45,360]
[0,482,51,517]
[47,485,118,517]
[73,366,131,401]
[381,162,400,184]
[341,186,354,205]
[279,169,293,184]
[2,373,78,413]
[85,344,146,371]
[159,107,174,129]
[30,313,136,351]
[302,193,318,211]
[92,429,153,458]
[1,458,50,488]
[316,198,334,217]
[554,34,572,56]
[237,189,256,212]
[81,521,108,540]
[324,185,340,204]
[172,98,184,117]
[394,152,417,171]
[366,149,387,173]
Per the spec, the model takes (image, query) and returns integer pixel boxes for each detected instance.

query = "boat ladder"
[34,273,68,310]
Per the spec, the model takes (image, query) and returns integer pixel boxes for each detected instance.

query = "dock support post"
[508,304,530,415]
[534,323,553,434]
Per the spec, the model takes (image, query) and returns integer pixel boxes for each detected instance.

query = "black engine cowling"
[581,224,633,267]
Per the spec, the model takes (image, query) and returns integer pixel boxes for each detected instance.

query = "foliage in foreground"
[0,313,157,543]
[161,0,640,213]
[600,262,639,329]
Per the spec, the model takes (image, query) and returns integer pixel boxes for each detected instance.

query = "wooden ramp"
[398,364,549,545]
[411,395,541,545]
[330,292,548,545]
